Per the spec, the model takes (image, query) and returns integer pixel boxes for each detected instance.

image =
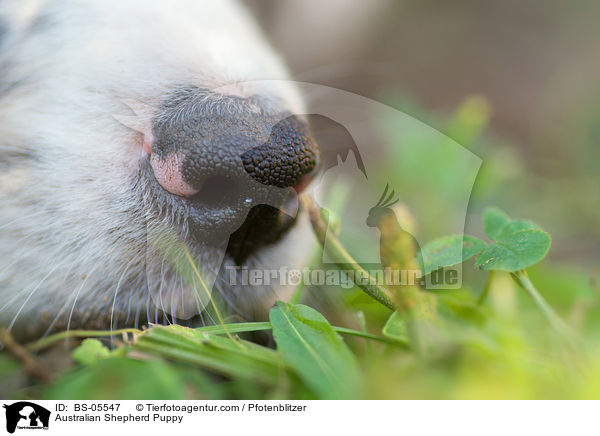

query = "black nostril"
[242,115,319,188]
[190,175,241,207]
[150,88,320,223]
[145,88,321,253]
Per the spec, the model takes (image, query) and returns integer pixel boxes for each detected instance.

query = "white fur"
[0,0,310,337]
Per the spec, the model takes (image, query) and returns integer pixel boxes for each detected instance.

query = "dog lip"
[225,203,297,263]
[139,157,296,254]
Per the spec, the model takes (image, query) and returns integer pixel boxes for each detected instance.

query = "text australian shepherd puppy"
[0,0,320,339]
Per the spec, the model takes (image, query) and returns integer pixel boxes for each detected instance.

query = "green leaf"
[133,325,288,386]
[478,208,551,271]
[43,358,186,399]
[0,353,23,399]
[483,207,511,240]
[382,312,409,342]
[269,302,361,399]
[194,322,272,335]
[420,234,487,275]
[0,353,20,377]
[71,339,111,366]
[497,220,539,236]
[475,228,551,272]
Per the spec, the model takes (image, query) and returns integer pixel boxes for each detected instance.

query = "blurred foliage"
[1,95,599,400]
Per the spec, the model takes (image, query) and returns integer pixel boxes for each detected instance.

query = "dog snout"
[148,89,318,210]
[241,115,319,190]
[143,88,319,247]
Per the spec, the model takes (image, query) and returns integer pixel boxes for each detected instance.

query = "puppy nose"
[241,116,318,189]
[148,91,318,210]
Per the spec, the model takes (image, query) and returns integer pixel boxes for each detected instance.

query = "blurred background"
[242,0,600,398]
[247,0,600,268]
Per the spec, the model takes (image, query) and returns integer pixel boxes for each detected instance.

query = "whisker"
[0,234,48,279]
[134,295,143,330]
[0,210,48,231]
[151,258,167,326]
[8,262,62,331]
[0,283,32,314]
[146,291,154,327]
[110,257,137,337]
[0,241,69,314]
[41,265,97,341]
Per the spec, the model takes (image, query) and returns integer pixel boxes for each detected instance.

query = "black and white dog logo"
[2,402,50,433]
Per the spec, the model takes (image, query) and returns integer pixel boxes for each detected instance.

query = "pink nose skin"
[150,152,199,197]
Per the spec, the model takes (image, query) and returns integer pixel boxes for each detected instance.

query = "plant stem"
[25,322,402,352]
[300,194,396,311]
[26,328,141,352]
[337,326,407,345]
[1,329,52,381]
[198,322,405,346]
[182,244,244,349]
[513,270,578,343]
[477,270,495,305]
[195,322,273,335]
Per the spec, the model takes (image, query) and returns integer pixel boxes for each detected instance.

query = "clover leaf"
[476,208,551,272]
[420,234,487,275]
